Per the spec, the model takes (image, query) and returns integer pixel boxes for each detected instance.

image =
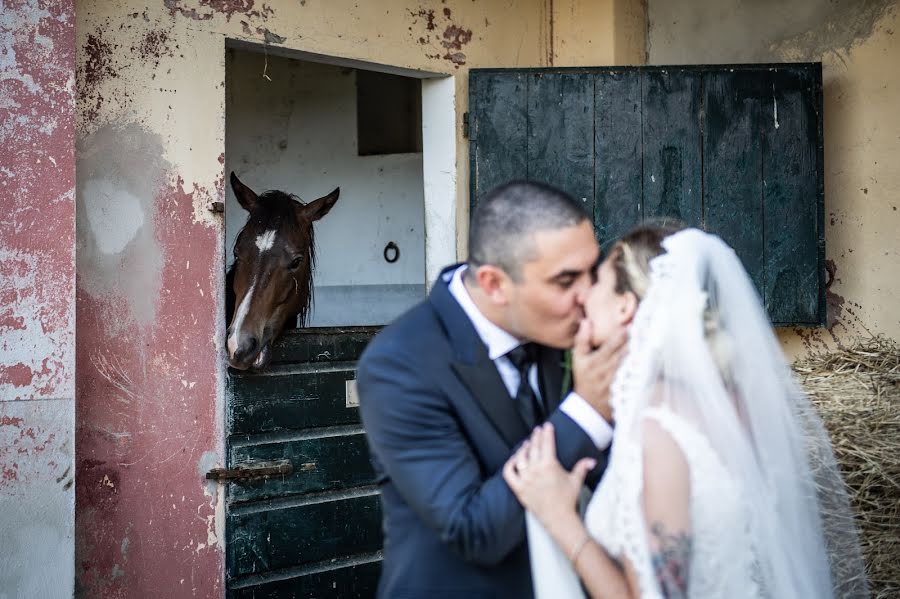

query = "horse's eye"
[288,256,303,270]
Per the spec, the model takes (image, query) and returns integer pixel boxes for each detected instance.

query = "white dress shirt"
[447,266,613,449]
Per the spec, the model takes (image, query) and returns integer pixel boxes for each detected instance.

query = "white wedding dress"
[526,229,866,599]
[582,406,764,599]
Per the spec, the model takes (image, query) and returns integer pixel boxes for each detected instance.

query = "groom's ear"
[474,265,511,306]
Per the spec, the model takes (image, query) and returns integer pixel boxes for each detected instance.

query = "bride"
[503,226,868,598]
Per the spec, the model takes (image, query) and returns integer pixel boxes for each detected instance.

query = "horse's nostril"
[234,336,259,362]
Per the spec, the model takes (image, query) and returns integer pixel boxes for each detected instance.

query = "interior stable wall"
[224,52,426,326]
[647,0,900,356]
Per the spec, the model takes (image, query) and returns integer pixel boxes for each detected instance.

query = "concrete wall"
[646,0,900,355]
[72,0,646,597]
[0,0,77,597]
[224,52,426,325]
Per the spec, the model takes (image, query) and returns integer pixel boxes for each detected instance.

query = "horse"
[225,172,340,370]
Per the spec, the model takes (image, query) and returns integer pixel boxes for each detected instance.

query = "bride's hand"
[503,423,597,526]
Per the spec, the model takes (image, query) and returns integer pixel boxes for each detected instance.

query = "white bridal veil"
[527,228,867,598]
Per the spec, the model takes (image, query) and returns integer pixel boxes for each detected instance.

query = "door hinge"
[463,112,470,139]
[206,459,294,483]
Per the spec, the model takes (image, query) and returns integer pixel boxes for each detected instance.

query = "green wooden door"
[469,64,825,326]
[223,327,382,598]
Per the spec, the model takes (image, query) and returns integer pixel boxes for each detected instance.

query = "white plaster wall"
[224,50,427,324]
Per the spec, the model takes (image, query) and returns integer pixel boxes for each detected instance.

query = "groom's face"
[506,220,599,349]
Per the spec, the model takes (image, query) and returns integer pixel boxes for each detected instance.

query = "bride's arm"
[505,421,692,599]
[539,510,636,599]
[637,418,692,598]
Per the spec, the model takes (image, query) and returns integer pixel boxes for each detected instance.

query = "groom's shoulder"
[361,295,448,364]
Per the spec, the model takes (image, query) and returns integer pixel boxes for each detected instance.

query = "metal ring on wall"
[383,241,400,263]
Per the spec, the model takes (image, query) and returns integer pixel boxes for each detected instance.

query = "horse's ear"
[230,172,258,212]
[300,187,340,222]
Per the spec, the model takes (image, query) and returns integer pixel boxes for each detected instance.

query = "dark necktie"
[505,343,545,429]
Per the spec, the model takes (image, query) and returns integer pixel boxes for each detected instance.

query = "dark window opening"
[356,70,422,156]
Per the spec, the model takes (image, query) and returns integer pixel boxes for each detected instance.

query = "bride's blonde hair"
[609,223,734,385]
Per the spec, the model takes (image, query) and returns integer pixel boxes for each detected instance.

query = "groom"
[357,181,623,598]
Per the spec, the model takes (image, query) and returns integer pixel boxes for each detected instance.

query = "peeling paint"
[0,0,76,402]
[75,172,223,597]
[164,0,274,23]
[408,4,474,68]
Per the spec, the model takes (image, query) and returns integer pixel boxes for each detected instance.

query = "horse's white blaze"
[256,230,277,253]
[227,282,255,357]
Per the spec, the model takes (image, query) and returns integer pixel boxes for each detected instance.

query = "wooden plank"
[268,327,379,365]
[594,69,642,250]
[526,72,594,218]
[228,492,383,577]
[229,558,381,599]
[641,69,702,226]
[229,365,361,435]
[469,71,528,208]
[762,67,820,324]
[703,70,765,297]
[228,432,375,504]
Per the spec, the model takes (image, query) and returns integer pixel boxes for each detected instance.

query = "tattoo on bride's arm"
[649,522,691,599]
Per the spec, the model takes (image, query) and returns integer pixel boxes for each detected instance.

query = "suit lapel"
[430,266,529,447]
[452,355,529,448]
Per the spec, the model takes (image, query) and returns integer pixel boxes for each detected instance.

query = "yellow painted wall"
[74,0,644,594]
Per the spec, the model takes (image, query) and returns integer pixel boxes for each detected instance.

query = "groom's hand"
[572,320,626,424]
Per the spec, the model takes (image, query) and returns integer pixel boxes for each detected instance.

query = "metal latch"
[206,459,293,483]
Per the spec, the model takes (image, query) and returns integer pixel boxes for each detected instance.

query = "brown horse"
[226,172,339,370]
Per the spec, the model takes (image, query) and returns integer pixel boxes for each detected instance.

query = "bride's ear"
[618,291,639,325]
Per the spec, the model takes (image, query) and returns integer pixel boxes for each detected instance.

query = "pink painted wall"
[0,0,78,595]
[73,4,228,595]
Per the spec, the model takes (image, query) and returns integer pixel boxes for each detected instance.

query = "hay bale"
[794,336,900,599]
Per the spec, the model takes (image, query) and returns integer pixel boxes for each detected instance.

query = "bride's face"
[583,255,638,346]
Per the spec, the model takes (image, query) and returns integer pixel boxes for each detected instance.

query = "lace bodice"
[584,406,764,599]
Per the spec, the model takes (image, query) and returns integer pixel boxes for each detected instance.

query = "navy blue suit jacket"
[357,265,609,598]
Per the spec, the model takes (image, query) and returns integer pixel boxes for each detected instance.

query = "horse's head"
[226,172,339,370]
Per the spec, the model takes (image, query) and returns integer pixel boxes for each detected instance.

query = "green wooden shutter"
[469,64,825,326]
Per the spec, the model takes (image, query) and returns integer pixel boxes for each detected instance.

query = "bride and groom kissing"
[357,181,866,598]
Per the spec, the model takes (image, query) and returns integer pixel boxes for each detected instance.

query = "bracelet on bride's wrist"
[569,532,591,565]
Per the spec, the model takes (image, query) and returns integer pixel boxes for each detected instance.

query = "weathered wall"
[0,0,77,596]
[647,0,900,356]
[552,0,647,66]
[73,0,646,596]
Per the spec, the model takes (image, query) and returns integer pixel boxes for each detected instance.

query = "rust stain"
[79,29,120,124]
[0,316,27,331]
[0,364,36,388]
[136,28,172,64]
[409,5,474,68]
[442,25,473,50]
[0,416,24,428]
[824,258,845,331]
[83,33,117,88]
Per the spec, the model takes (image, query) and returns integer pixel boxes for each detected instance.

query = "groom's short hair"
[467,180,589,281]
